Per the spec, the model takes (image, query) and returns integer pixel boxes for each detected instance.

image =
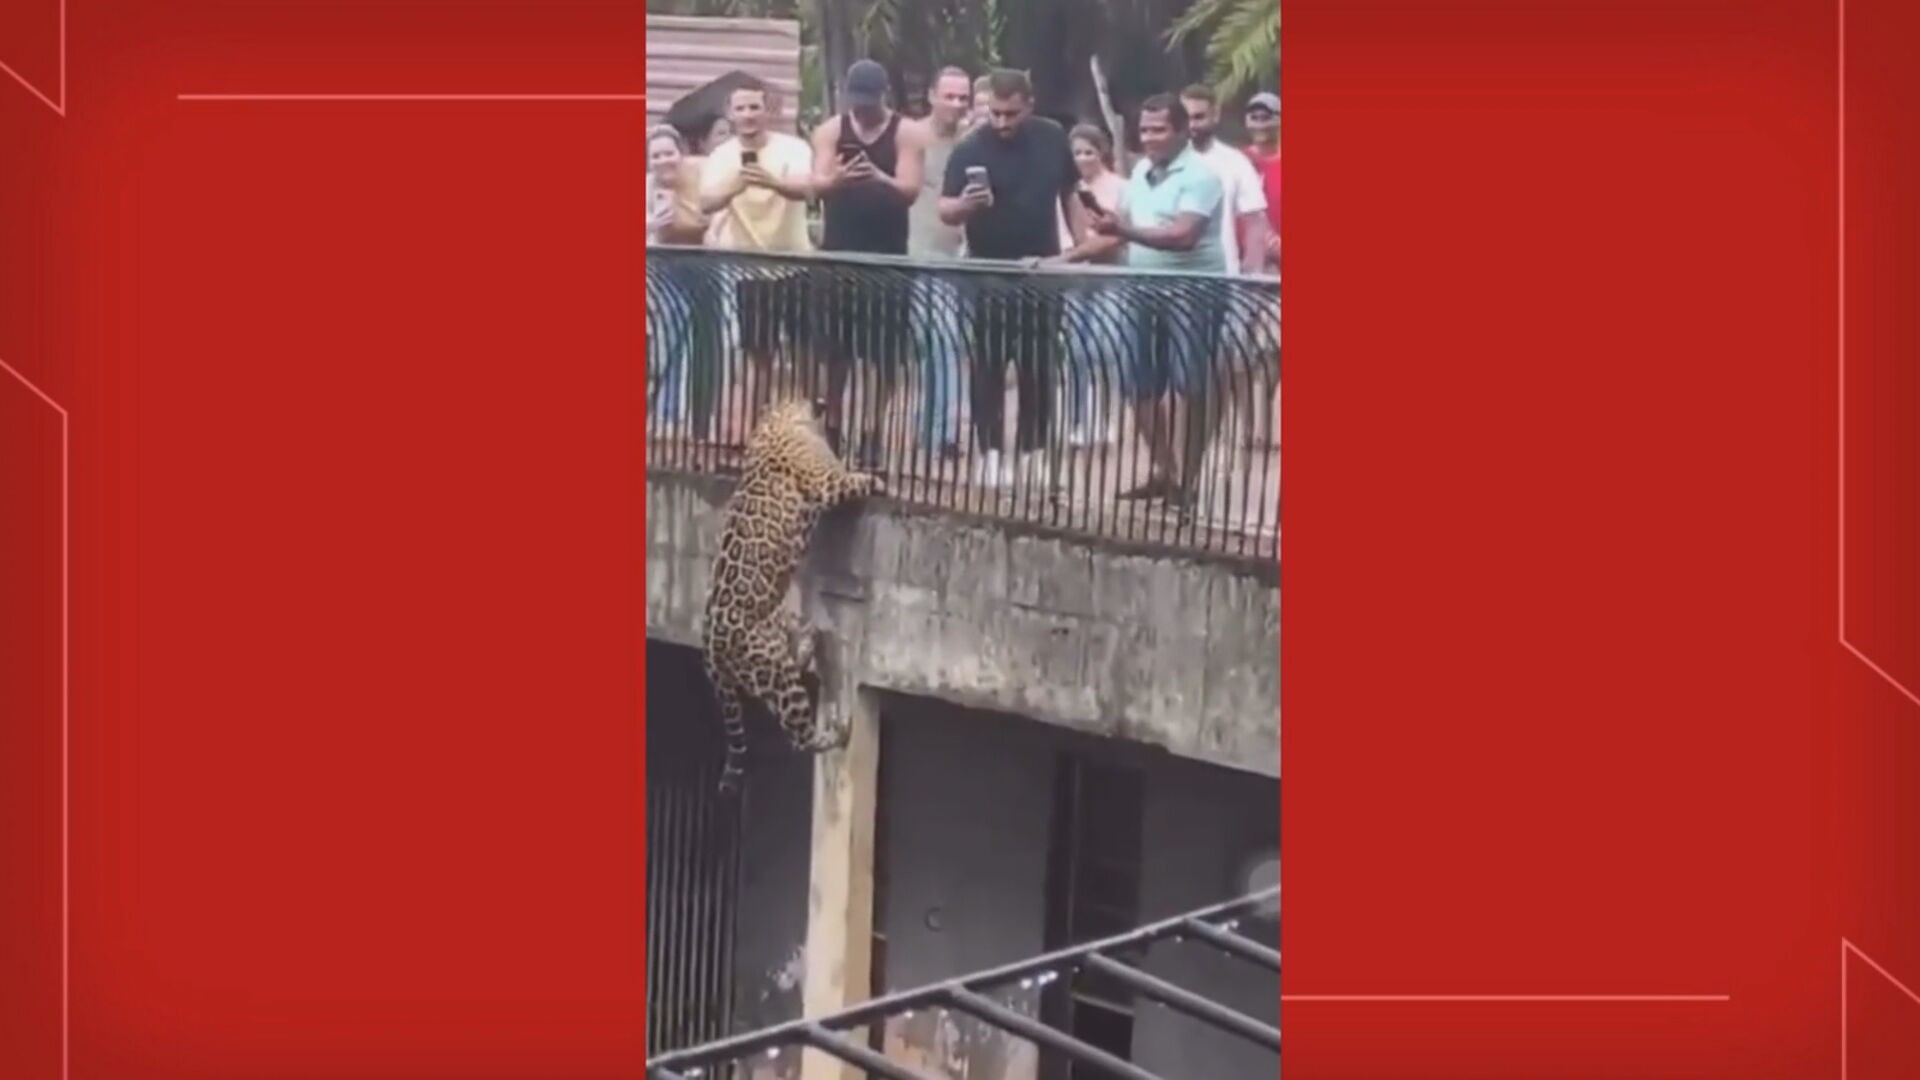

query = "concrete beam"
[799,688,880,1080]
[645,472,1279,778]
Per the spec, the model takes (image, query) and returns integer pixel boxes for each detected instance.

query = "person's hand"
[961,182,993,210]
[841,153,878,183]
[1088,206,1121,237]
[822,153,875,193]
[1265,232,1281,259]
[741,163,776,190]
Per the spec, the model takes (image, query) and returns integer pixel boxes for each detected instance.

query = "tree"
[647,0,1275,138]
[1165,0,1278,101]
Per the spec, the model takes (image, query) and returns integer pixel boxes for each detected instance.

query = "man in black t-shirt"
[937,69,1079,490]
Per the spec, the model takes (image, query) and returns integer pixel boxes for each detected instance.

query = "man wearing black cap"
[808,59,929,463]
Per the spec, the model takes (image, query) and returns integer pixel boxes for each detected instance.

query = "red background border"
[2,0,1914,1076]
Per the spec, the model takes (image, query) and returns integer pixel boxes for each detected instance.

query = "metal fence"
[644,885,1280,1080]
[645,664,743,1058]
[645,247,1280,560]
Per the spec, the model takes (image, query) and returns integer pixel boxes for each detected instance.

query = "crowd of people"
[645,60,1280,513]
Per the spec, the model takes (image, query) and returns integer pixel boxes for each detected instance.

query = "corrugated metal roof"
[646,15,802,135]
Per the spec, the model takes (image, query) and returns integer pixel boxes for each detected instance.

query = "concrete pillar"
[799,686,880,1080]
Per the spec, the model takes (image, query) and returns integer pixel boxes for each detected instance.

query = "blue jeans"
[1064,286,1131,430]
[646,266,692,426]
[912,273,965,448]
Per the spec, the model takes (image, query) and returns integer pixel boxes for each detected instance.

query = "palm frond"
[1164,0,1278,101]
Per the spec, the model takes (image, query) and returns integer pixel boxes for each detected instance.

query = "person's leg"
[688,263,724,441]
[1031,291,1061,454]
[735,274,773,444]
[1062,289,1092,439]
[913,272,958,454]
[815,270,854,456]
[910,274,938,448]
[655,267,690,430]
[1012,291,1042,455]
[1119,308,1176,499]
[861,275,909,470]
[1166,293,1223,509]
[969,286,1004,455]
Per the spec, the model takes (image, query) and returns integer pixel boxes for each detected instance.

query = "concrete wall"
[875,698,1057,1080]
[645,471,1280,778]
[873,695,1279,1080]
[1132,757,1281,1080]
[645,16,802,137]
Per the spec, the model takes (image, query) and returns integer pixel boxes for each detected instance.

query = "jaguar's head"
[765,395,829,432]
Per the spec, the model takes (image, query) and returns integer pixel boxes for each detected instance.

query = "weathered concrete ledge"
[647,470,1279,777]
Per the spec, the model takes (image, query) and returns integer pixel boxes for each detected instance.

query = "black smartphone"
[838,145,863,166]
[741,149,759,167]
[1076,189,1101,213]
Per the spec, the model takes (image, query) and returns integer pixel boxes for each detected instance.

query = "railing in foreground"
[646,247,1280,560]
[643,886,1280,1080]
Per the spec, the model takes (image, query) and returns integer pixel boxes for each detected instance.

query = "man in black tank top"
[809,60,927,465]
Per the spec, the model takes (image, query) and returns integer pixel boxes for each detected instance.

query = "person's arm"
[938,145,989,226]
[1238,211,1271,274]
[1056,183,1123,264]
[810,117,862,198]
[1092,171,1220,252]
[1059,227,1125,264]
[882,120,926,204]
[754,139,815,202]
[696,151,744,215]
[1231,154,1270,274]
[1100,210,1207,251]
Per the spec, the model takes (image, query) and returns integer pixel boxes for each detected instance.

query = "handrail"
[646,247,1281,560]
[645,885,1279,1078]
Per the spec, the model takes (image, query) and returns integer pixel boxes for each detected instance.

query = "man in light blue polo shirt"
[1088,94,1226,508]
[1096,96,1227,273]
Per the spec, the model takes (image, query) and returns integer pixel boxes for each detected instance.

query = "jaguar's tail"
[716,687,748,798]
[706,653,750,799]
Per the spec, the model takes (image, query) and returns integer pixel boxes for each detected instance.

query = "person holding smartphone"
[809,59,928,465]
[907,66,977,465]
[697,78,815,436]
[937,69,1079,491]
[1087,94,1228,511]
[1049,124,1128,451]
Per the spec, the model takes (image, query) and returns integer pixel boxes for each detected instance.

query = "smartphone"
[1076,188,1101,213]
[741,149,759,167]
[965,165,989,189]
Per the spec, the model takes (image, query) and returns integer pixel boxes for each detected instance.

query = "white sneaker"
[975,449,1006,489]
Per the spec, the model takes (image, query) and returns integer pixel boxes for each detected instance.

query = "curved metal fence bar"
[644,885,1280,1080]
[645,247,1281,560]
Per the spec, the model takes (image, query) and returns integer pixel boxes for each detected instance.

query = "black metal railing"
[643,885,1280,1080]
[644,654,743,1058]
[645,247,1280,560]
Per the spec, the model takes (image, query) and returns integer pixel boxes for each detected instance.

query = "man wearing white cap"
[1244,91,1281,275]
[1179,83,1270,277]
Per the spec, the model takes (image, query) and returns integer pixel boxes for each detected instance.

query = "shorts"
[1124,292,1223,399]
[812,266,912,369]
[735,269,812,355]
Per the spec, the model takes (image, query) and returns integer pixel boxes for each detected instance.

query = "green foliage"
[650,0,797,15]
[649,0,1276,122]
[1166,0,1278,101]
